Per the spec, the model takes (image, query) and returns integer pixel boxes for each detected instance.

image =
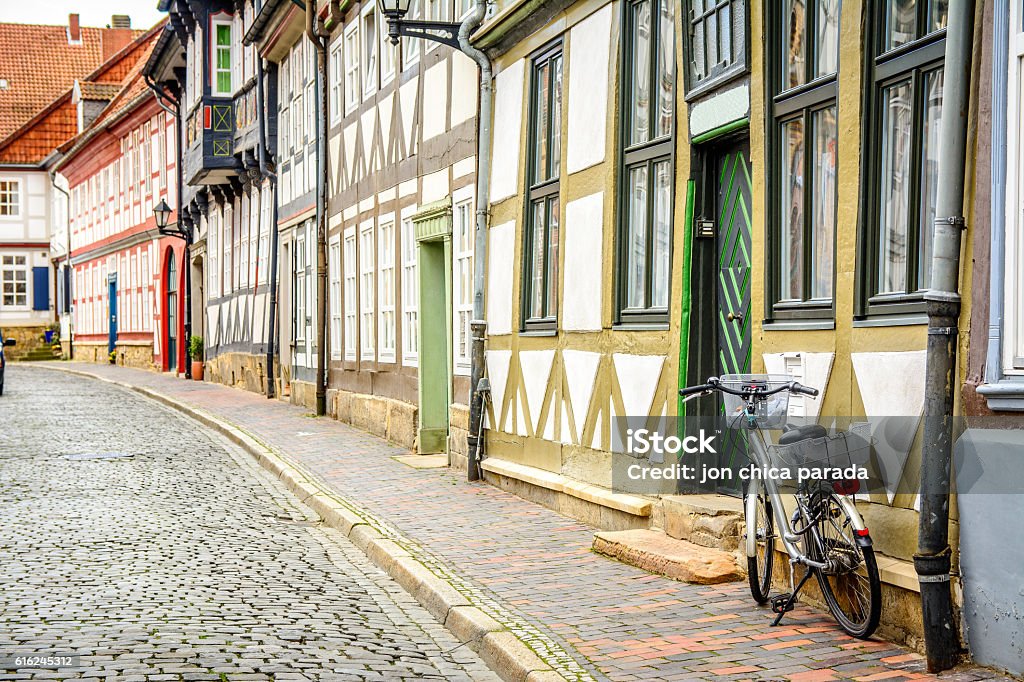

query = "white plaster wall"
[562,349,601,443]
[422,62,448,141]
[562,192,603,331]
[566,5,612,174]
[520,349,555,435]
[450,52,478,127]
[399,76,418,155]
[486,221,515,335]
[486,349,512,431]
[421,168,449,204]
[489,59,525,203]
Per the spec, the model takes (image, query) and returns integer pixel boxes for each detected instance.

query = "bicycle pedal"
[770,594,796,614]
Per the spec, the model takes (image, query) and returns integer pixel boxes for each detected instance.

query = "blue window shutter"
[32,267,49,311]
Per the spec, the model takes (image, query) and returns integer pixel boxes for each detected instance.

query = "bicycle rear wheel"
[812,494,881,638]
[745,478,774,604]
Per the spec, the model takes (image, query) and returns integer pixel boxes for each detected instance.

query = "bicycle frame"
[741,420,868,572]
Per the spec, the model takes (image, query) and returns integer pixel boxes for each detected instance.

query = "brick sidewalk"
[39,362,1013,682]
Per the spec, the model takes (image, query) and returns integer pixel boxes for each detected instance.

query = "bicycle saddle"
[778,424,828,445]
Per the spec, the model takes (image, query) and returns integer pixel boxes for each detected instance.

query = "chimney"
[67,13,81,44]
[111,15,131,29]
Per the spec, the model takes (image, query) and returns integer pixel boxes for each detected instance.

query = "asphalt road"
[0,365,499,681]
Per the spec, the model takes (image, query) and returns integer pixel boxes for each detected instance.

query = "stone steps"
[592,528,744,585]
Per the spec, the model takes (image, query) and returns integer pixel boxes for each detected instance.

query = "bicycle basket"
[767,422,872,481]
[719,374,794,429]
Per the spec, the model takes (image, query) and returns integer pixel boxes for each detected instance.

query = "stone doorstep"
[480,457,653,517]
[662,494,744,552]
[592,528,745,585]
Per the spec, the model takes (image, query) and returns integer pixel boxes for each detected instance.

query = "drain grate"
[64,452,135,461]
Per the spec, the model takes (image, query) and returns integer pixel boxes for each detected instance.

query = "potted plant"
[108,349,117,365]
[188,335,204,381]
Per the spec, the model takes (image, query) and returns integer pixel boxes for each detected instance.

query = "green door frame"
[413,200,454,454]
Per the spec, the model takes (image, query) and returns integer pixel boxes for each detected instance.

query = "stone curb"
[35,364,568,682]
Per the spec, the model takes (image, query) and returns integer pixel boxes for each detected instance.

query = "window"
[859,0,947,317]
[401,213,419,365]
[685,0,748,96]
[344,23,360,112]
[359,222,376,360]
[209,206,220,298]
[295,231,307,341]
[3,180,24,216]
[402,0,421,69]
[618,0,675,324]
[378,219,396,362]
[224,203,234,293]
[213,19,234,95]
[453,198,473,373]
[522,45,563,331]
[766,0,840,320]
[343,228,357,361]
[330,237,342,359]
[258,193,269,285]
[1,255,27,307]
[330,42,343,123]
[456,0,474,19]
[1002,0,1024,372]
[380,8,396,86]
[361,6,379,97]
[425,0,450,52]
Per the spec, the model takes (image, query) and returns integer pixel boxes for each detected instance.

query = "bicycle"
[679,375,881,639]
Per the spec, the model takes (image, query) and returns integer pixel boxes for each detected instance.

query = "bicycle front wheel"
[812,494,881,638]
[745,478,774,604]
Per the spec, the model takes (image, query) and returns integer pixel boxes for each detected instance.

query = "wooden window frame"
[855,0,947,319]
[616,0,676,327]
[764,0,840,322]
[683,0,749,100]
[521,41,563,333]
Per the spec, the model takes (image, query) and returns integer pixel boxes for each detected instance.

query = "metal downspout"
[49,173,72,360]
[306,1,329,416]
[254,5,280,398]
[459,0,492,481]
[917,0,976,671]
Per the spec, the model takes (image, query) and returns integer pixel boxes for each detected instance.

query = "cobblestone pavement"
[26,363,1019,682]
[0,366,499,681]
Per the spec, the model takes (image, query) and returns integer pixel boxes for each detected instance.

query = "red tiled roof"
[78,81,122,100]
[0,20,163,166]
[0,22,146,141]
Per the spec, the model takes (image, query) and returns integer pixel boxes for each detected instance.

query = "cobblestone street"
[0,366,498,681]
[11,362,1014,682]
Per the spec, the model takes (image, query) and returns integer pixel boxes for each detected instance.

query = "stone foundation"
[72,341,155,370]
[327,388,418,450]
[447,403,470,470]
[205,352,270,394]
[3,325,47,359]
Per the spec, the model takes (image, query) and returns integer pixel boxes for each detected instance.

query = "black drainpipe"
[916,0,976,672]
[254,0,280,398]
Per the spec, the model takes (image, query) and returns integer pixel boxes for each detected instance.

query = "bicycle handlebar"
[678,377,820,399]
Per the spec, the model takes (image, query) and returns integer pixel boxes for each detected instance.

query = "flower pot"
[191,360,204,381]
[44,330,55,344]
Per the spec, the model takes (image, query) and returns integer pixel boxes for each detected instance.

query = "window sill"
[519,328,557,337]
[976,379,1024,412]
[612,323,669,332]
[852,314,927,328]
[762,319,834,331]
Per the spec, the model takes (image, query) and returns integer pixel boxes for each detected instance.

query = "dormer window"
[212,18,234,95]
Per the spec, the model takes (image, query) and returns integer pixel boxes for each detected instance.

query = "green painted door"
[716,140,752,378]
[713,139,753,496]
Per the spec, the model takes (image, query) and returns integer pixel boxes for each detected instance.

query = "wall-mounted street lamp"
[378,0,464,50]
[154,197,192,242]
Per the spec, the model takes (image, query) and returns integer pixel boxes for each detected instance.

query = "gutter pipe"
[255,0,281,399]
[49,172,72,360]
[917,0,976,672]
[460,0,492,481]
[306,0,329,416]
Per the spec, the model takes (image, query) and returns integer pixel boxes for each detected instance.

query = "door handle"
[726,311,743,323]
